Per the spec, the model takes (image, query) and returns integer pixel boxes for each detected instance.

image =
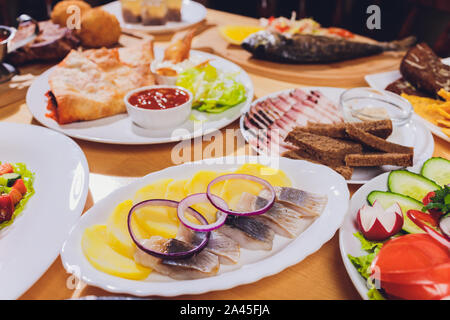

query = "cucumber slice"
[421,157,450,187]
[388,170,440,202]
[0,173,21,187]
[367,191,424,234]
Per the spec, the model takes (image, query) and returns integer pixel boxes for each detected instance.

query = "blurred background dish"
[103,0,206,34]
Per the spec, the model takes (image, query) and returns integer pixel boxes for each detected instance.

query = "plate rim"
[238,86,435,184]
[0,122,90,299]
[60,155,350,297]
[26,48,254,145]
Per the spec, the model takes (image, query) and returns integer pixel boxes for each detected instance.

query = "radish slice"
[127,199,210,259]
[357,201,403,241]
[206,173,275,216]
[407,210,450,249]
[177,193,228,232]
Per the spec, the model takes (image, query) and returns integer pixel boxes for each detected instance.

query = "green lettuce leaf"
[176,62,246,114]
[348,232,385,300]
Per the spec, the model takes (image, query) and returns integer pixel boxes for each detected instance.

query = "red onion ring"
[206,173,275,216]
[177,193,228,232]
[127,199,210,259]
[406,210,450,249]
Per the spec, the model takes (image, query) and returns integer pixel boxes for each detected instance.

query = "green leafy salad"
[348,232,385,300]
[0,162,35,230]
[176,62,247,113]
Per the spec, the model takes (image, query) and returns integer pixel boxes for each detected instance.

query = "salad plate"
[61,156,349,297]
[26,48,253,145]
[103,0,207,35]
[339,159,450,300]
[0,122,89,299]
[364,57,450,143]
[239,86,434,184]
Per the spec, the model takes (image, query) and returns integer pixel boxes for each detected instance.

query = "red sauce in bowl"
[128,87,190,110]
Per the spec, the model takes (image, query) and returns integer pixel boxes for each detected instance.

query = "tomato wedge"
[371,234,450,300]
[12,179,27,195]
[0,163,13,175]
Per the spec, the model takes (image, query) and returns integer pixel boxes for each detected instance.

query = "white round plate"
[61,156,349,297]
[239,87,435,184]
[339,172,396,300]
[0,122,89,300]
[27,48,253,145]
[103,0,206,34]
[365,57,450,143]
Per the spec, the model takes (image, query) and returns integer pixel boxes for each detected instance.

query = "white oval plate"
[26,48,253,145]
[365,57,450,143]
[61,156,349,297]
[339,172,393,300]
[0,122,89,300]
[239,87,435,184]
[103,0,207,34]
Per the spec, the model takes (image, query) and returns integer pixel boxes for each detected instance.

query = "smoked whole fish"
[241,31,416,63]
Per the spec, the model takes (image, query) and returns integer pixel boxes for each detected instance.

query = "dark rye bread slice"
[284,131,363,163]
[283,150,354,180]
[285,148,345,166]
[399,43,450,96]
[345,153,413,167]
[294,120,393,139]
[345,124,413,154]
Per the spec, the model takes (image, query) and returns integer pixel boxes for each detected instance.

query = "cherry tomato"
[422,191,443,219]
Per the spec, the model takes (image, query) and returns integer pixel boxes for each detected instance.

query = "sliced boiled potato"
[134,178,173,203]
[133,178,176,229]
[136,220,178,239]
[106,200,149,259]
[164,179,188,222]
[165,179,188,201]
[234,163,292,187]
[220,163,292,210]
[135,205,178,224]
[82,225,152,280]
[184,171,224,223]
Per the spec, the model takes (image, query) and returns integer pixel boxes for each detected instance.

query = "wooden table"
[1,9,448,300]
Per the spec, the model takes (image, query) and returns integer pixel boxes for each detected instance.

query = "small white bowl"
[154,73,178,86]
[124,85,193,130]
[150,61,178,86]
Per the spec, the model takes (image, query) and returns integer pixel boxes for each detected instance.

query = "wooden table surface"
[1,9,448,300]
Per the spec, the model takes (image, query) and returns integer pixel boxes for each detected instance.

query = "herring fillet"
[176,225,240,265]
[236,190,324,238]
[220,215,275,251]
[134,236,219,280]
[260,186,328,218]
